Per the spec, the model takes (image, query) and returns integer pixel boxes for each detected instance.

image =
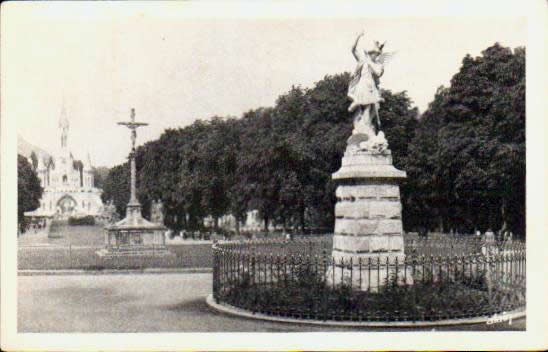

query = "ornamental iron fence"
[212,237,525,322]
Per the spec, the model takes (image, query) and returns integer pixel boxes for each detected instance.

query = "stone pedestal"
[96,202,173,258]
[328,149,412,291]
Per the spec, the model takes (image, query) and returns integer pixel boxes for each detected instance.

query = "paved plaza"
[18,273,524,332]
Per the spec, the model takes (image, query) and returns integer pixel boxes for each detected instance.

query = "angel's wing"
[377,51,397,64]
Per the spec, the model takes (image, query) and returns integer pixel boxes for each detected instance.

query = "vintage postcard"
[1,0,546,350]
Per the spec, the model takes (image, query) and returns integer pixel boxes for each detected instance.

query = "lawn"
[44,221,105,246]
[18,243,213,270]
[18,221,105,247]
[18,221,214,270]
[17,222,492,271]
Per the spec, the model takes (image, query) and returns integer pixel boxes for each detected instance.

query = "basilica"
[24,107,104,219]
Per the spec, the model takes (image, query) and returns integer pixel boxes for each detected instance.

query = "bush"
[68,215,96,226]
[233,279,489,320]
[219,264,518,321]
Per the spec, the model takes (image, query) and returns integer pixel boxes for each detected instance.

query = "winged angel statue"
[347,31,395,152]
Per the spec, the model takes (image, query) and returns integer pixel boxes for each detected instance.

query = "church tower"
[57,103,75,186]
[83,152,94,188]
[59,104,70,155]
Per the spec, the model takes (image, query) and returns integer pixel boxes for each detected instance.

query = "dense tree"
[30,151,38,171]
[299,74,353,229]
[18,154,43,232]
[102,74,419,233]
[136,128,188,226]
[101,43,525,239]
[101,162,129,216]
[238,107,279,231]
[92,166,110,189]
[404,86,450,233]
[405,44,525,237]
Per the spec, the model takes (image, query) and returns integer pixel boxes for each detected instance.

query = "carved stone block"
[390,235,405,251]
[335,201,370,219]
[369,234,391,252]
[336,184,400,200]
[333,234,370,253]
[369,201,402,219]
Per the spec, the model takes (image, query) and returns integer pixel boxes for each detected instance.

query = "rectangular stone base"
[96,245,175,258]
[333,233,405,253]
[105,230,167,247]
[326,252,413,292]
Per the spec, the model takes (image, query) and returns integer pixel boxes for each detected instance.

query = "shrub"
[219,263,514,321]
[68,215,95,226]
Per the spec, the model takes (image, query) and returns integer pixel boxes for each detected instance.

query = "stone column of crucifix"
[118,108,148,214]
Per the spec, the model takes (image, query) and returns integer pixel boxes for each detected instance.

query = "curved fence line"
[212,238,525,322]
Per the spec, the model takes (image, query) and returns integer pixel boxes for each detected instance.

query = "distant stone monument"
[150,199,165,226]
[109,200,120,223]
[329,32,410,290]
[101,200,119,224]
[97,109,172,257]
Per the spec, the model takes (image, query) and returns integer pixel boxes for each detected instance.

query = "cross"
[118,108,148,205]
[118,108,148,152]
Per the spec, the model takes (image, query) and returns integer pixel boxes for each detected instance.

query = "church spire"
[59,101,69,150]
[36,155,44,170]
[83,152,92,171]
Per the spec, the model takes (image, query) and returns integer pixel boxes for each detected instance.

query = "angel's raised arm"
[351,32,365,62]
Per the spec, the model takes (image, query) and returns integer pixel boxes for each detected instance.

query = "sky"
[3,2,527,167]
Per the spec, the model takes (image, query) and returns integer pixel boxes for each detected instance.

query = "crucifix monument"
[97,108,172,258]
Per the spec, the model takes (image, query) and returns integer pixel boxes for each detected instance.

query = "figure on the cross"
[119,108,148,149]
[130,109,137,149]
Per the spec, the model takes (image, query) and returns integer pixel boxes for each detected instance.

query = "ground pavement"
[18,273,524,332]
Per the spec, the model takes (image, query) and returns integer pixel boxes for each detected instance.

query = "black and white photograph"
[1,0,546,350]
